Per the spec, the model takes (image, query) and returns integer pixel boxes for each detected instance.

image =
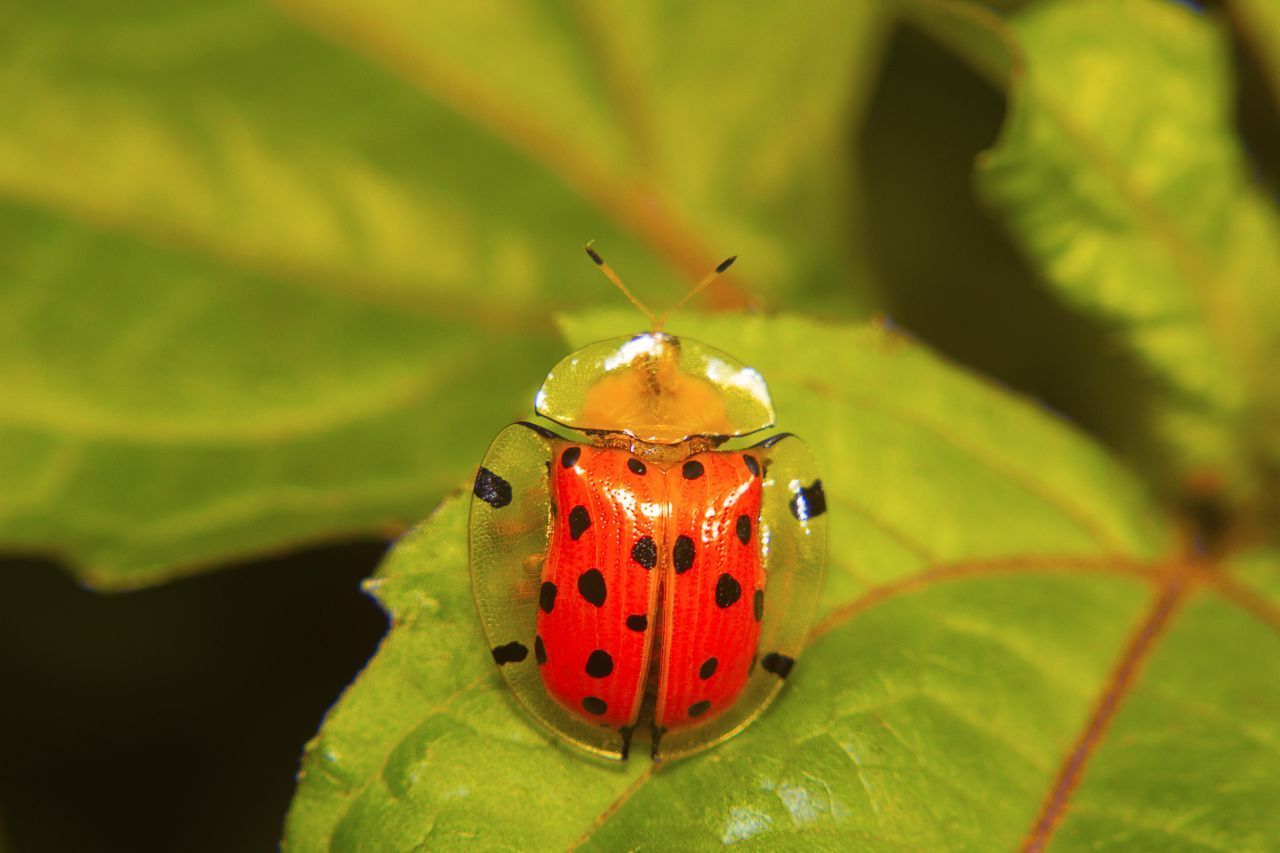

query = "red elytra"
[538,446,763,730]
[469,250,826,761]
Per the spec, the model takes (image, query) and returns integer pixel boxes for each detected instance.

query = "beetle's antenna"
[585,243,657,328]
[656,255,737,328]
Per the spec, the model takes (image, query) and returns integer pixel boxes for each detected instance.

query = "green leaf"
[0,1,890,587]
[287,313,1277,850]
[1227,548,1280,613]
[0,200,558,589]
[1047,550,1280,851]
[964,0,1280,500]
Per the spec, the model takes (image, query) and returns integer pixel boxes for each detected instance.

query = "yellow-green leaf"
[968,0,1280,500]
[1047,551,1280,850]
[0,1,889,587]
[284,313,1280,850]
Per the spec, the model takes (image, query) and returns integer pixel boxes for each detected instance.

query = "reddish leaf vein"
[569,552,1160,847]
[1020,569,1191,852]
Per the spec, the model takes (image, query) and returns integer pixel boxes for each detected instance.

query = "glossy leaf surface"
[285,313,1279,850]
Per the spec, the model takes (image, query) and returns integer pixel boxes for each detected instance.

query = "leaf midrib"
[0,185,556,331]
[268,0,749,296]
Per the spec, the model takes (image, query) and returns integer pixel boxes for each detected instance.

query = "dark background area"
[1,11,1275,851]
[0,545,387,853]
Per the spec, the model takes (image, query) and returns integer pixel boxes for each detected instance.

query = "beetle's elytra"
[469,249,826,761]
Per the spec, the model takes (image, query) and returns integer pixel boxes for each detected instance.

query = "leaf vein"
[269,0,742,293]
[567,552,1159,846]
[1020,568,1192,852]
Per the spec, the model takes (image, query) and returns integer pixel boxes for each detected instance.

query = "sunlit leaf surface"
[4,1,1279,848]
[972,0,1280,498]
[287,313,1279,850]
[0,1,888,588]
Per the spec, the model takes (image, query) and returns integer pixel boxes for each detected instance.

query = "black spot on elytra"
[736,514,752,544]
[585,649,615,678]
[789,480,827,521]
[743,454,761,477]
[578,569,607,607]
[490,641,528,665]
[673,536,696,574]
[625,614,648,632]
[627,458,647,475]
[631,536,657,570]
[534,635,546,665]
[682,460,705,480]
[582,696,608,715]
[569,505,592,539]
[688,700,711,718]
[715,573,742,608]
[762,652,795,679]
[539,581,557,613]
[473,467,511,508]
[753,588,764,622]
[699,657,718,679]
[561,446,581,468]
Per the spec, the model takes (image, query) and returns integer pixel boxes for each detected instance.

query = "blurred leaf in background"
[976,0,1280,509]
[2,0,1280,851]
[0,0,889,587]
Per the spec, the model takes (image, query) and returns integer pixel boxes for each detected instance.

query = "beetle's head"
[541,246,772,444]
[534,331,775,445]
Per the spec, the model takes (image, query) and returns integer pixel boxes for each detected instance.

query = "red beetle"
[470,249,826,760]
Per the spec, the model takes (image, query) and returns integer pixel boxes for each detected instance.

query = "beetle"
[469,247,826,761]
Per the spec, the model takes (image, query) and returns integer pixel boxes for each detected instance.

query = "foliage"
[0,0,886,587]
[975,0,1280,503]
[284,311,1280,849]
[3,0,1279,849]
